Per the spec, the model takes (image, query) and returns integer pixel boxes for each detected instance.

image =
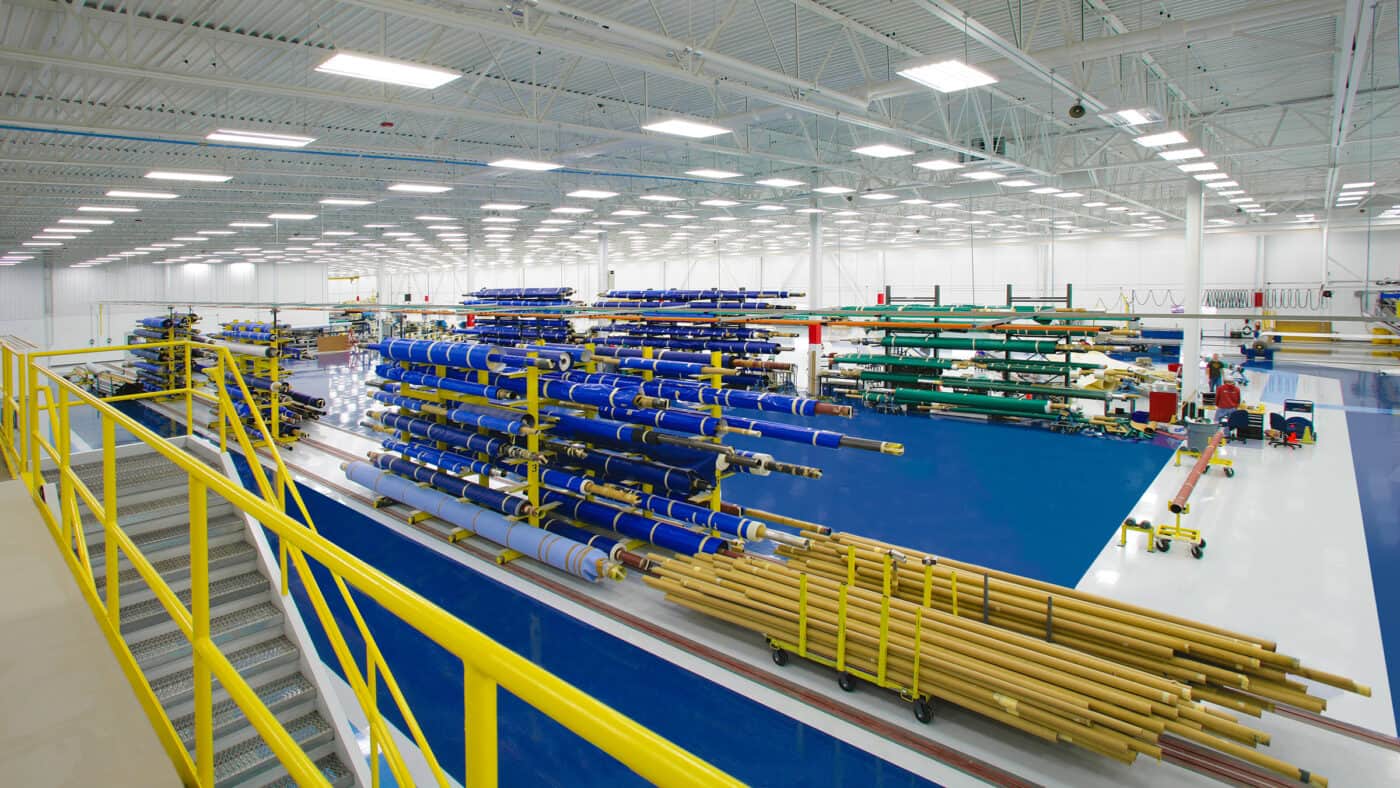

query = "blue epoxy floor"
[724,410,1176,587]
[235,456,935,788]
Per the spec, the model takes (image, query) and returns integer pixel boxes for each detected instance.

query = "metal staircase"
[76,447,359,787]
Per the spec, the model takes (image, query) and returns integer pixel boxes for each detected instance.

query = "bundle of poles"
[645,526,1368,784]
[346,337,901,583]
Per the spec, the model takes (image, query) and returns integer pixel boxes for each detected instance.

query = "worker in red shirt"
[1214,378,1242,426]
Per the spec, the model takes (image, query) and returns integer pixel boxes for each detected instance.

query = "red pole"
[1170,430,1224,513]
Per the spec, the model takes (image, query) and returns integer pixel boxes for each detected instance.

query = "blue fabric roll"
[345,461,606,582]
[539,489,723,555]
[370,411,507,458]
[375,364,505,400]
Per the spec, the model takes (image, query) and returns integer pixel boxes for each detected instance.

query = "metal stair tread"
[213,710,333,784]
[82,492,235,532]
[262,750,353,788]
[170,673,316,747]
[121,570,271,630]
[94,540,256,592]
[86,509,244,550]
[130,600,280,666]
[150,635,299,707]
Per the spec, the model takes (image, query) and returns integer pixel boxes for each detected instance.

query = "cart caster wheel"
[1191,545,1205,559]
[1156,538,1171,552]
[914,698,934,724]
[771,648,789,666]
[837,673,857,693]
[1199,539,1207,549]
[1224,468,1235,478]
[1123,517,1138,528]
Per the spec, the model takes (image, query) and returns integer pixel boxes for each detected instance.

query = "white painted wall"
[0,261,328,360]
[4,224,1396,357]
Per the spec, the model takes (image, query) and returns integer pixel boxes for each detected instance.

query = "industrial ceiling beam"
[866,0,1347,102]
[903,0,1109,113]
[1324,0,1379,208]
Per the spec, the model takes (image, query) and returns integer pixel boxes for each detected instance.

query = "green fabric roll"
[878,335,1061,354]
[865,388,1053,415]
[832,354,955,370]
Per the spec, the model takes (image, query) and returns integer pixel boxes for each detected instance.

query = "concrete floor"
[0,479,180,787]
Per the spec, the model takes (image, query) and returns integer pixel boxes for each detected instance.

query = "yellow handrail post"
[102,414,120,629]
[215,355,227,453]
[2,344,12,469]
[190,476,215,786]
[56,383,73,544]
[464,662,498,788]
[184,342,194,438]
[26,359,40,485]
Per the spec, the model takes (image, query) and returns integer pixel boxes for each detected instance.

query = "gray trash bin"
[1185,420,1220,453]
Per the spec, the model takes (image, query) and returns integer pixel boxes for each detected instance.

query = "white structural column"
[597,231,610,296]
[807,211,824,394]
[1181,178,1205,404]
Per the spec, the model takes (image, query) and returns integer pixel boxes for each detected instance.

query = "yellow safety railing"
[0,338,737,788]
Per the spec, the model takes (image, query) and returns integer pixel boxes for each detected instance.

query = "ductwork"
[867,0,1346,102]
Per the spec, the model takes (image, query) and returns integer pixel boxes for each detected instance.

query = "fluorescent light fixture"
[851,144,913,158]
[900,198,932,205]
[481,217,519,223]
[611,209,648,216]
[1342,181,1375,189]
[914,158,963,171]
[57,218,113,225]
[315,51,461,89]
[196,230,237,235]
[388,183,453,193]
[36,234,76,239]
[1217,190,1245,196]
[78,206,139,213]
[1196,173,1229,181]
[171,237,208,241]
[1055,191,1083,198]
[489,158,561,172]
[642,119,730,138]
[268,213,317,220]
[567,189,619,199]
[106,189,178,199]
[480,203,528,211]
[755,178,805,188]
[959,171,1005,181]
[1030,186,1061,194]
[1338,191,1368,198]
[1158,147,1204,161]
[1082,201,1108,208]
[206,129,315,148]
[23,242,62,247]
[1178,162,1218,173]
[230,222,272,228]
[1106,206,1129,212]
[860,193,898,201]
[551,206,592,214]
[897,59,997,93]
[685,169,743,179]
[1000,179,1036,188]
[639,195,684,203]
[754,204,788,211]
[813,185,855,194]
[1134,131,1188,147]
[320,198,375,206]
[145,170,231,183]
[1207,181,1239,189]
[1101,107,1162,126]
[1229,197,1255,204]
